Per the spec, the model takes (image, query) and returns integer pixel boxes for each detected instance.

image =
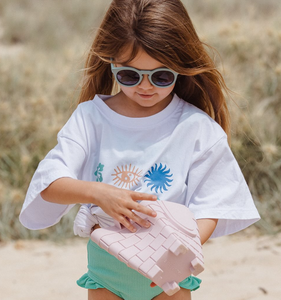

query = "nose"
[138,75,153,89]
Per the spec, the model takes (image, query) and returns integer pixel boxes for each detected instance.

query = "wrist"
[86,181,107,207]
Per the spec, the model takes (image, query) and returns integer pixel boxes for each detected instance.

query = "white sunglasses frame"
[111,63,179,88]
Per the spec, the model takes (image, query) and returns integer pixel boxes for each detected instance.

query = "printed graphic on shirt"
[112,164,143,189]
[144,163,173,193]
[94,163,104,182]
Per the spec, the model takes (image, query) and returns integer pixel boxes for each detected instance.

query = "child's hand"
[93,183,157,232]
[91,224,101,232]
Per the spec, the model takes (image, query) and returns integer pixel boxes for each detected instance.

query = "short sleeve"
[186,136,260,238]
[19,106,88,230]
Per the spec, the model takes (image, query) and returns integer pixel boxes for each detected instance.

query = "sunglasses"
[111,64,179,88]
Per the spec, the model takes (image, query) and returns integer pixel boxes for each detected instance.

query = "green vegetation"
[0,0,280,240]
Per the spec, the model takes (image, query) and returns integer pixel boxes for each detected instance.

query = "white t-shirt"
[19,94,260,238]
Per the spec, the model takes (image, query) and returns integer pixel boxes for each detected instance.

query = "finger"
[150,282,157,288]
[119,215,137,233]
[131,192,157,201]
[129,210,151,228]
[132,202,157,218]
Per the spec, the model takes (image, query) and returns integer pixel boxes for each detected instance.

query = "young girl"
[20,0,260,299]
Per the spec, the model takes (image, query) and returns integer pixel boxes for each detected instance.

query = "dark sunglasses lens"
[117,70,140,86]
[152,71,174,86]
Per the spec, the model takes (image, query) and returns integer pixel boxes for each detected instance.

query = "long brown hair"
[78,0,230,135]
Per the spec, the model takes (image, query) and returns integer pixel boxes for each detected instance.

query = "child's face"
[115,48,175,116]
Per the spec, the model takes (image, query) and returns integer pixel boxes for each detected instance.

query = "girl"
[19,0,260,299]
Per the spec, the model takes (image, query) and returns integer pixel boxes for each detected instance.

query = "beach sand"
[1,232,280,300]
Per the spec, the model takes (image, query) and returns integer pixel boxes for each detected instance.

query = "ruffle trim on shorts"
[179,275,202,291]
[77,273,104,290]
[77,273,201,292]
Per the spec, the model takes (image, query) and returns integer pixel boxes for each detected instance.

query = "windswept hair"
[78,0,230,135]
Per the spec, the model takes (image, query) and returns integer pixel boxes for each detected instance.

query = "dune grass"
[0,0,280,240]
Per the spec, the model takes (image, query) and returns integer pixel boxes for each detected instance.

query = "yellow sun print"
[112,164,142,188]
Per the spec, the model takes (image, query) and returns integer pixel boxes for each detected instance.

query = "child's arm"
[197,218,218,245]
[41,177,157,232]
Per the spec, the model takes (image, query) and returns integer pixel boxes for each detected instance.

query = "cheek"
[120,86,134,96]
[158,85,175,97]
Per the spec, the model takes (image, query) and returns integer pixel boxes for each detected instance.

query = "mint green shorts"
[77,240,201,300]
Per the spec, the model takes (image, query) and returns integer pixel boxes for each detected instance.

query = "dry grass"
[0,0,280,240]
[185,0,281,233]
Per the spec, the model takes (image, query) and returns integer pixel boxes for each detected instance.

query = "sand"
[0,232,280,300]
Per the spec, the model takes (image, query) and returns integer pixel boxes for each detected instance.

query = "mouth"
[138,93,155,99]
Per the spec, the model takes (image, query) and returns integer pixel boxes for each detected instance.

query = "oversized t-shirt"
[19,94,260,238]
